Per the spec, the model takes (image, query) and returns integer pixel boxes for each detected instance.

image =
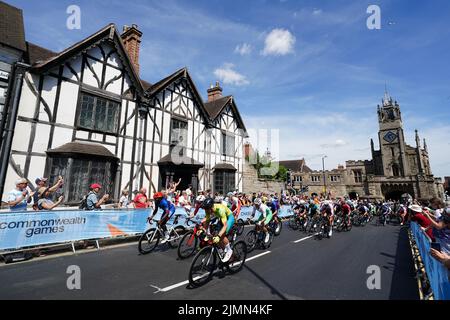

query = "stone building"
[286,92,445,201]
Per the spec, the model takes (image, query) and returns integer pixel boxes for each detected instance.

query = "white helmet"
[254,198,262,206]
[196,195,206,203]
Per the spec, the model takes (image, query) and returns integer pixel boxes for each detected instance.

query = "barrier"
[0,205,294,252]
[410,222,450,300]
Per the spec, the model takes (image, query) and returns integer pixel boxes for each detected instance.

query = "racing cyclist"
[149,191,176,243]
[251,198,273,243]
[201,198,235,262]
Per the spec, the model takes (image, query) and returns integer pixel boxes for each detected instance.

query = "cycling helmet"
[153,192,163,199]
[227,192,234,198]
[254,198,262,206]
[202,197,215,209]
[299,200,306,205]
[196,195,205,203]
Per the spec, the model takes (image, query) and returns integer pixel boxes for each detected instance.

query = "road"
[0,221,419,300]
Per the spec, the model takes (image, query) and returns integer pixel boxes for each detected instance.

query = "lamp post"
[322,155,328,197]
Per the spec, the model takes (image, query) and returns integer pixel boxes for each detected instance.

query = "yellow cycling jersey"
[205,204,232,222]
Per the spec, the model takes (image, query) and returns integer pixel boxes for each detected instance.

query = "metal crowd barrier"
[410,222,450,300]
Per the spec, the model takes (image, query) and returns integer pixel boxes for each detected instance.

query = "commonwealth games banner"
[0,209,151,251]
[0,205,294,251]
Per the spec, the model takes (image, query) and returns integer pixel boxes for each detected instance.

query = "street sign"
[0,71,9,81]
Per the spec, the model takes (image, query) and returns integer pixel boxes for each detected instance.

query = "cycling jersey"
[269,200,280,214]
[230,196,241,217]
[253,203,273,225]
[206,204,234,234]
[155,197,176,225]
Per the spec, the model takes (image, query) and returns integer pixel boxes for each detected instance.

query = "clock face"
[383,131,397,143]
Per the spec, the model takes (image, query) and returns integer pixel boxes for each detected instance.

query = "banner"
[0,205,294,251]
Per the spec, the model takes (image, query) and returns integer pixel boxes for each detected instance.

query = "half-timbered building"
[0,20,248,205]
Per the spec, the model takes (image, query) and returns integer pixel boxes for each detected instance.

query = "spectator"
[410,205,435,241]
[178,190,191,212]
[119,189,130,208]
[36,187,64,210]
[133,188,149,209]
[429,197,444,220]
[423,207,450,255]
[33,176,64,209]
[7,178,32,211]
[185,184,192,203]
[430,249,450,270]
[86,183,109,210]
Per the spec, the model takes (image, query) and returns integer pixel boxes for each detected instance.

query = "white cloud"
[320,139,348,148]
[262,28,296,56]
[313,8,323,15]
[214,63,250,86]
[234,43,252,56]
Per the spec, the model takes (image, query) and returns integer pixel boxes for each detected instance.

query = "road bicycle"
[188,231,247,288]
[138,214,187,254]
[316,214,331,240]
[336,214,353,232]
[288,211,308,232]
[245,220,275,252]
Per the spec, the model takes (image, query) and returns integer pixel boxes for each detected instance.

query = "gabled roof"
[204,96,232,120]
[204,95,248,134]
[29,24,144,94]
[146,67,210,123]
[0,1,26,52]
[26,42,58,65]
[279,159,312,173]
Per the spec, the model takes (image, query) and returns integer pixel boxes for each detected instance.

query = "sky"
[6,0,450,177]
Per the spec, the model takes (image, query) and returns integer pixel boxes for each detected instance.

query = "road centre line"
[293,234,318,243]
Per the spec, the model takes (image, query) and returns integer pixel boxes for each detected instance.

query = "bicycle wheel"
[227,241,247,274]
[168,226,186,248]
[245,230,257,253]
[289,217,299,230]
[236,219,245,236]
[138,228,160,254]
[178,230,198,259]
[189,246,217,288]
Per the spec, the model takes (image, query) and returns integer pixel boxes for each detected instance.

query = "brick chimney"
[121,24,142,75]
[207,81,223,102]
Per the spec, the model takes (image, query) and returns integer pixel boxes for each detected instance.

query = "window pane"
[79,95,94,128]
[94,98,107,131]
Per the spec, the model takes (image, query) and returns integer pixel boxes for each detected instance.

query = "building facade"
[287,93,445,201]
[0,12,247,204]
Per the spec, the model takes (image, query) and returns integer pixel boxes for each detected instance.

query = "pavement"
[0,220,419,300]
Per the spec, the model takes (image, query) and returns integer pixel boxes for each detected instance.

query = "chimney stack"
[121,24,142,75]
[207,81,223,102]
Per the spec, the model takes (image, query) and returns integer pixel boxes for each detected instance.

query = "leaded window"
[78,92,119,134]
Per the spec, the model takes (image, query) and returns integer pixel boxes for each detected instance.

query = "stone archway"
[381,183,414,201]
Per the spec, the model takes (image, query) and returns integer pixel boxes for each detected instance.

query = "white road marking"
[293,234,318,243]
[151,250,272,293]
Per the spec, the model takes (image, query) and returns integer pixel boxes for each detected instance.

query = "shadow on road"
[388,226,420,300]
[243,265,288,300]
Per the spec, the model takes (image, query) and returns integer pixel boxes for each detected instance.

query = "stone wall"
[242,160,285,194]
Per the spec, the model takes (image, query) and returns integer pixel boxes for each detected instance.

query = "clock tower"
[377,91,410,177]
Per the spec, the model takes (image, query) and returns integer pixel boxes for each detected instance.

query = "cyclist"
[358,202,369,223]
[341,199,352,227]
[398,204,407,226]
[251,198,273,244]
[320,201,334,237]
[201,198,235,262]
[189,194,205,219]
[227,192,241,221]
[269,195,281,226]
[148,191,176,243]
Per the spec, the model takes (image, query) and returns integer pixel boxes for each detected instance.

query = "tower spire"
[383,82,391,106]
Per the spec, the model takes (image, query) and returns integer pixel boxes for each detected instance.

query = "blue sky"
[7,0,450,177]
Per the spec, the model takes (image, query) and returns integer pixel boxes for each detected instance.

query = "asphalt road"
[0,220,419,300]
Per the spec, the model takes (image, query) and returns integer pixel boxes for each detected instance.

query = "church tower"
[377,91,410,177]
